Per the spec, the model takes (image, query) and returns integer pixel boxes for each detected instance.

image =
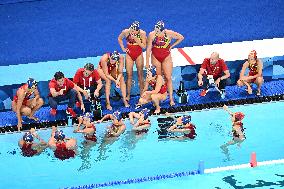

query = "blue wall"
[0,0,283,65]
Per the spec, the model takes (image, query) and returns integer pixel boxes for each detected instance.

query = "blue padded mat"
[1,79,284,127]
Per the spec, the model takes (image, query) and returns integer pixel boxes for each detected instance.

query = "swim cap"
[83,112,93,120]
[110,51,120,61]
[84,63,94,71]
[54,130,65,141]
[130,21,140,31]
[113,111,122,121]
[147,66,156,77]
[140,108,150,120]
[182,115,191,125]
[249,50,257,59]
[155,21,165,32]
[23,132,33,142]
[235,112,245,121]
[27,78,38,89]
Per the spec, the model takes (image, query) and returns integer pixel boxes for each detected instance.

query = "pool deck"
[1,79,284,132]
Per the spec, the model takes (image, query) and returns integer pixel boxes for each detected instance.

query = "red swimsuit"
[99,53,118,75]
[232,121,245,139]
[183,124,196,139]
[13,84,33,106]
[152,32,171,63]
[135,120,150,135]
[21,143,37,157]
[54,142,75,160]
[84,124,97,142]
[149,80,167,94]
[248,61,259,83]
[126,32,143,61]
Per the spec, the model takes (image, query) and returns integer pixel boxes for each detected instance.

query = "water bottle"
[93,97,102,120]
[177,81,188,104]
[177,81,184,96]
[67,115,73,126]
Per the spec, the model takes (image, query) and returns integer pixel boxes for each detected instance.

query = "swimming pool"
[0,101,284,189]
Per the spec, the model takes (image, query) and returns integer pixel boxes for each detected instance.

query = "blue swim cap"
[182,115,191,125]
[155,21,165,32]
[130,21,140,31]
[54,130,65,141]
[23,132,33,142]
[83,112,93,119]
[147,66,156,77]
[27,78,38,89]
[110,51,120,61]
[140,108,150,120]
[112,111,122,121]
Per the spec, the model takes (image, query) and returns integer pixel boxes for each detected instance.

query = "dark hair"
[54,71,65,81]
[84,63,94,71]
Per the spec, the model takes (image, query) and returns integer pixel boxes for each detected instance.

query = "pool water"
[0,101,284,189]
[107,163,284,189]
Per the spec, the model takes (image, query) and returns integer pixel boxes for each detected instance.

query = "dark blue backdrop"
[0,0,284,65]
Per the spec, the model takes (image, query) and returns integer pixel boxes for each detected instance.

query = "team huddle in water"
[18,105,245,160]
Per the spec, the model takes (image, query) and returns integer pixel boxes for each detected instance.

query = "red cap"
[249,50,257,59]
[235,112,245,121]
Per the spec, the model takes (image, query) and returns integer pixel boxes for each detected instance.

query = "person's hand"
[198,79,203,87]
[81,103,85,113]
[142,91,149,98]
[83,90,90,99]
[215,78,221,87]
[122,47,129,53]
[30,98,37,108]
[116,80,120,88]
[94,91,99,98]
[17,122,22,131]
[73,129,79,133]
[130,33,139,41]
[40,140,46,145]
[59,89,65,95]
[168,45,172,52]
[223,105,228,110]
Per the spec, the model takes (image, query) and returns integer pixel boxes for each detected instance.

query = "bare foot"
[256,89,261,96]
[106,104,112,110]
[154,108,161,114]
[126,96,130,102]
[246,87,252,94]
[124,101,130,108]
[170,100,175,106]
[28,115,39,121]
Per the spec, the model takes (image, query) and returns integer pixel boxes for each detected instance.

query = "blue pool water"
[0,101,284,188]
[109,164,284,189]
